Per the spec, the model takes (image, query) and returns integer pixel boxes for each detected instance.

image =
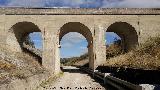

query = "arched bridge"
[0,8,160,74]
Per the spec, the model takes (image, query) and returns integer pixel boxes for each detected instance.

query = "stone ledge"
[0,8,160,15]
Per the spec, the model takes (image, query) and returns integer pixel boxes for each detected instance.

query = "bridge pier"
[94,25,106,69]
[42,29,60,74]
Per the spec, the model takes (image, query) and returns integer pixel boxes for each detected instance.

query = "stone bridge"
[0,8,160,74]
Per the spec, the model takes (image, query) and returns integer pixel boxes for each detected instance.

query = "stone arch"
[106,22,138,52]
[7,21,42,52]
[59,22,94,68]
[59,22,93,46]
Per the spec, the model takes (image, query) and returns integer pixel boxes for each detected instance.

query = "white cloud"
[80,46,88,54]
[5,0,85,7]
[61,42,73,48]
[61,32,86,46]
[102,0,160,8]
[60,32,88,58]
[7,0,45,7]
[106,32,120,38]
[30,32,42,37]
[80,46,87,49]
[62,0,84,7]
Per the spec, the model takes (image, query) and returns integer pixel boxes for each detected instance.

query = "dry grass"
[0,60,16,70]
[104,36,160,70]
[106,44,122,58]
[39,72,63,89]
[0,44,47,84]
[73,58,89,67]
[61,53,88,66]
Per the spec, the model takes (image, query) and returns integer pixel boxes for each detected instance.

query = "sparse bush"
[0,61,16,70]
[11,70,27,79]
[104,35,160,70]
[0,43,47,84]
[24,35,35,48]
[135,36,160,56]
[106,39,123,59]
[40,72,63,88]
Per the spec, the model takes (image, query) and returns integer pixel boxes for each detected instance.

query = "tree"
[113,37,121,46]
[24,35,35,48]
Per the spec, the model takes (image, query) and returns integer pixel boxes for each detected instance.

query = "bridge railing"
[79,67,94,75]
[80,67,144,90]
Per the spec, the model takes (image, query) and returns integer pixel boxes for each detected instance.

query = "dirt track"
[38,66,106,90]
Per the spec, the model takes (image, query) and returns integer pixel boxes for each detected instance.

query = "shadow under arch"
[8,21,42,64]
[10,21,41,48]
[59,22,94,68]
[106,22,138,52]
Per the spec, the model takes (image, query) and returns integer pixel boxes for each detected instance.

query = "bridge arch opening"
[7,21,43,64]
[105,22,138,57]
[105,32,123,58]
[59,22,94,69]
[60,32,88,67]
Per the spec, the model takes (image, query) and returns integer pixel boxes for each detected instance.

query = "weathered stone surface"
[0,8,160,15]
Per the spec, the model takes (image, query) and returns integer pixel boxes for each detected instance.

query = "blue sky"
[105,32,121,45]
[1,0,160,58]
[29,32,43,49]
[29,32,120,58]
[60,32,88,58]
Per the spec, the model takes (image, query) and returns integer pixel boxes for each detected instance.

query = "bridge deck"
[0,8,160,15]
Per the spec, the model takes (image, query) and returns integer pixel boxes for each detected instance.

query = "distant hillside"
[60,39,123,67]
[60,53,89,66]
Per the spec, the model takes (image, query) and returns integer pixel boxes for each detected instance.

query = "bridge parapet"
[0,8,160,15]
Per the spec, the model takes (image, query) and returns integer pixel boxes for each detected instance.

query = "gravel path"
[39,66,106,90]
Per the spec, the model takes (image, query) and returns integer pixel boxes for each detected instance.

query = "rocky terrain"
[0,44,49,90]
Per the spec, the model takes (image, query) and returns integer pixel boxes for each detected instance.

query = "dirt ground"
[37,66,106,90]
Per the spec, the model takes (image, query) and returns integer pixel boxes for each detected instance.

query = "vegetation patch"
[37,72,64,89]
[0,44,47,85]
[61,53,88,66]
[0,61,16,71]
[104,36,160,70]
[106,39,123,59]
